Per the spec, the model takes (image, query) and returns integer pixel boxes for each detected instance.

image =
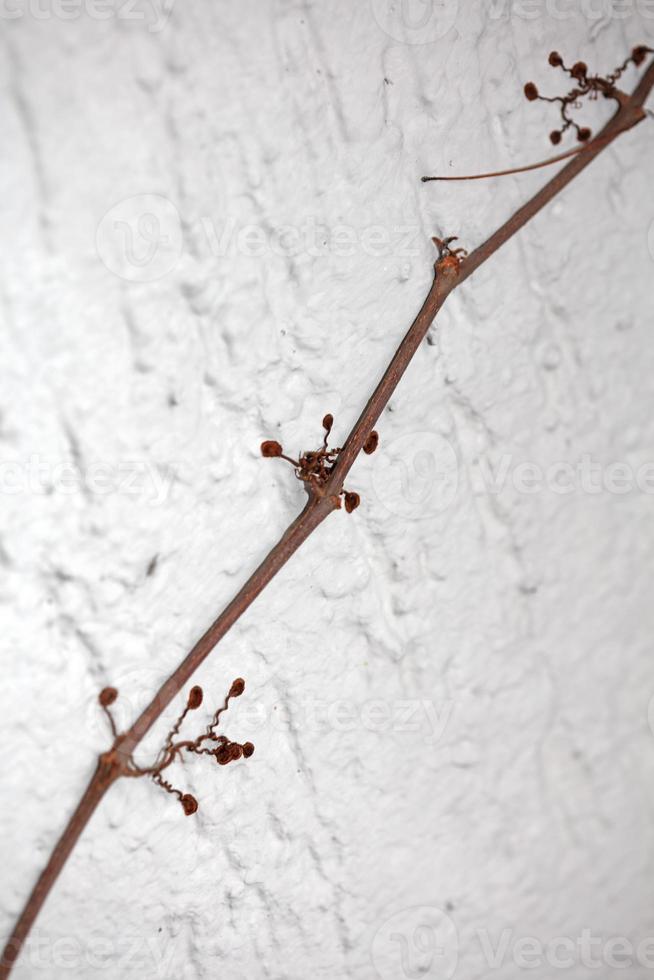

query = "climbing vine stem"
[1,52,653,980]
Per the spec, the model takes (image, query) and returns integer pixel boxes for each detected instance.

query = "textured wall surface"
[1,2,654,978]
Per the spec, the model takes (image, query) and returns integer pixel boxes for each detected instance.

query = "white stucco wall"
[1,2,654,978]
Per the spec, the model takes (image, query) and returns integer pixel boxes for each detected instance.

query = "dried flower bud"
[343,491,360,514]
[229,678,246,698]
[181,793,198,816]
[577,127,591,142]
[549,130,562,145]
[322,413,334,434]
[570,61,587,80]
[229,744,243,761]
[242,742,255,758]
[99,687,118,707]
[261,440,283,458]
[524,82,539,101]
[363,431,379,455]
[632,45,650,66]
[548,50,563,67]
[215,744,232,765]
[188,686,203,710]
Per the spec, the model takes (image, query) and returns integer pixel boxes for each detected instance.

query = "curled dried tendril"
[524,44,653,145]
[98,679,254,817]
[260,413,380,513]
[422,44,652,182]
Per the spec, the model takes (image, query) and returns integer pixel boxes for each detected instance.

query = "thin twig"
[1,56,652,980]
[420,126,622,181]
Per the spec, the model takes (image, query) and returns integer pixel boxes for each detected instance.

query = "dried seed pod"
[99,687,118,707]
[229,744,243,761]
[570,61,587,80]
[261,440,283,458]
[363,431,379,455]
[188,686,203,710]
[548,50,563,66]
[343,491,360,513]
[215,744,233,765]
[577,127,591,142]
[322,414,334,434]
[242,742,255,758]
[549,130,562,145]
[181,793,198,816]
[524,82,539,101]
[229,678,246,698]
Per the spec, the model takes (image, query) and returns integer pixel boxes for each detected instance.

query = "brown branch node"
[432,236,468,276]
[261,414,379,512]
[97,682,254,817]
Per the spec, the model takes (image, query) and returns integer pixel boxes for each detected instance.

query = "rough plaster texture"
[1,2,654,978]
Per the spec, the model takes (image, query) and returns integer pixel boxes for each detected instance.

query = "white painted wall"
[1,2,654,978]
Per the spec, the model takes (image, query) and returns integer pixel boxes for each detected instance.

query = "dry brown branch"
[1,52,652,980]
